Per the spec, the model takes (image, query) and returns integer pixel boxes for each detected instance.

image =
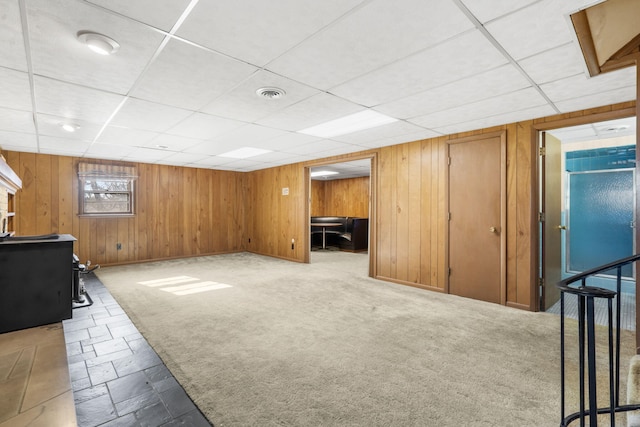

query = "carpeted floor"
[95,251,636,426]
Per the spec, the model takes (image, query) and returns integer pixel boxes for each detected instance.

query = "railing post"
[557,254,640,426]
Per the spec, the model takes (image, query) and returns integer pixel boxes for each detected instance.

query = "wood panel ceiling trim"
[571,0,640,77]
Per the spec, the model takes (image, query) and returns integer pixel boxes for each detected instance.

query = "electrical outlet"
[116,243,122,250]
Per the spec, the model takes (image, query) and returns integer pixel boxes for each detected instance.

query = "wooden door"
[448,132,506,304]
[541,133,563,310]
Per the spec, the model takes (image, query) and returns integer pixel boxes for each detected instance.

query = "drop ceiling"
[0,0,636,172]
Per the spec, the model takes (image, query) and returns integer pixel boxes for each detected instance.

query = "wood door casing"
[447,132,506,304]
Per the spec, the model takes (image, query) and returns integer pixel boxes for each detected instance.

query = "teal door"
[567,169,635,278]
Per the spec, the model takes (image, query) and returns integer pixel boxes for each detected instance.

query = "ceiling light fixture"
[298,110,397,138]
[599,124,631,133]
[310,170,339,178]
[256,87,286,100]
[218,147,271,159]
[77,31,120,55]
[61,123,79,132]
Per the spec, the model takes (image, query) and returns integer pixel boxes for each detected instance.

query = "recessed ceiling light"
[256,87,286,100]
[310,170,339,177]
[298,110,397,138]
[218,147,271,159]
[77,31,120,55]
[61,123,79,132]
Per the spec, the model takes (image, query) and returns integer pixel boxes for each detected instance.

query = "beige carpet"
[95,251,636,426]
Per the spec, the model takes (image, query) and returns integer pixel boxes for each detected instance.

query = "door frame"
[532,106,636,313]
[445,130,507,304]
[304,153,378,278]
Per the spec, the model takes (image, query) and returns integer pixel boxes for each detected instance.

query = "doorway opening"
[540,116,636,330]
[307,158,373,277]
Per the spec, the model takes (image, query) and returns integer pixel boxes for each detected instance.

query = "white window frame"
[78,163,137,217]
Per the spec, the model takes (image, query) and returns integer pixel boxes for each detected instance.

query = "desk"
[311,222,342,249]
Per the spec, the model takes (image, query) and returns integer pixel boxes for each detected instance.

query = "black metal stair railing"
[558,253,640,427]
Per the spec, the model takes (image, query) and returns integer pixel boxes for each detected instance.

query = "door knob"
[557,225,567,230]
[489,226,497,233]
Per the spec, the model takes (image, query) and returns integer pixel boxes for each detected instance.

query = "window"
[78,163,137,216]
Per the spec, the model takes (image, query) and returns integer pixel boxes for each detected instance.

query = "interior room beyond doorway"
[542,116,637,329]
[309,159,371,274]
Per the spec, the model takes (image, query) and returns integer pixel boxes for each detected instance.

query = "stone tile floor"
[63,274,211,427]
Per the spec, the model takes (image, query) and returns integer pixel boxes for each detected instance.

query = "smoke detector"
[256,87,286,99]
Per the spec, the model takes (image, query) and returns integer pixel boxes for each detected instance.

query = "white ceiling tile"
[518,43,586,85]
[36,114,103,141]
[432,104,558,135]
[313,144,366,159]
[484,0,594,61]
[84,142,135,159]
[458,0,539,23]
[594,117,636,136]
[554,85,637,114]
[0,68,32,111]
[188,155,238,168]
[201,70,320,122]
[281,139,358,156]
[121,146,173,162]
[96,126,160,146]
[155,152,210,166]
[0,0,27,71]
[141,133,203,151]
[410,87,549,129]
[131,39,259,111]
[0,108,35,134]
[39,135,91,152]
[330,120,428,145]
[353,129,443,149]
[86,0,191,32]
[253,150,308,165]
[166,112,245,140]
[27,0,165,95]
[331,30,509,107]
[256,92,363,131]
[182,140,236,156]
[209,123,289,148]
[215,158,270,171]
[267,0,474,90]
[34,76,126,123]
[0,130,38,151]
[256,132,322,151]
[546,125,598,142]
[40,147,87,157]
[541,67,636,103]
[176,0,366,67]
[375,64,531,119]
[110,98,193,132]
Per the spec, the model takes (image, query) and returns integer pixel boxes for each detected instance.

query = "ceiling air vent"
[256,87,286,99]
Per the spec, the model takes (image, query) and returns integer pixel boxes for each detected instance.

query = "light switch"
[282,187,289,196]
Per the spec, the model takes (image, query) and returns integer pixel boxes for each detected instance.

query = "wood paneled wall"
[1,152,247,265]
[247,102,634,311]
[310,180,325,216]
[311,177,369,217]
[3,101,634,311]
[245,163,308,262]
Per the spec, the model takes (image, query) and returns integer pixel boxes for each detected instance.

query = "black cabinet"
[0,234,76,334]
